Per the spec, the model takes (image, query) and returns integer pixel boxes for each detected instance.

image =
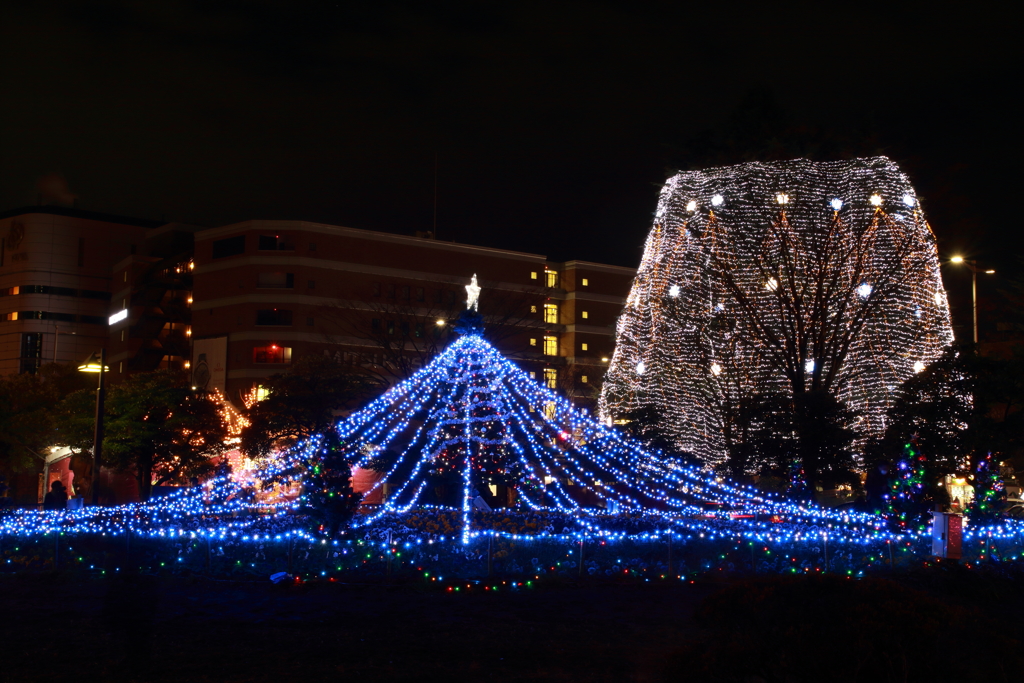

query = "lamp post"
[949,257,996,344]
[78,350,108,506]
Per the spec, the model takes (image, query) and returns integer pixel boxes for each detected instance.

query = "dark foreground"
[3,565,1023,683]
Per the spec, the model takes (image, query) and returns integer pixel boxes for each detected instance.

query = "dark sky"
[1,1,1019,271]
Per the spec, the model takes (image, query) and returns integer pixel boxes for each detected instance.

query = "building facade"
[189,220,635,410]
[0,207,161,374]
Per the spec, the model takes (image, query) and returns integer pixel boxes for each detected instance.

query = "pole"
[667,531,673,577]
[971,262,978,344]
[91,349,106,507]
[578,537,584,578]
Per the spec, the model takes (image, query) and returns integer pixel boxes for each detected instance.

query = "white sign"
[108,309,128,325]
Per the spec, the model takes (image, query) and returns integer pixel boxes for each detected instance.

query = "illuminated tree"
[101,370,228,501]
[601,157,954,472]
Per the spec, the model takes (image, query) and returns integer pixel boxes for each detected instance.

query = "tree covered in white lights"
[600,158,954,481]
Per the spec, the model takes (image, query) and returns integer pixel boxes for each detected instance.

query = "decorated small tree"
[969,452,1004,520]
[303,437,362,538]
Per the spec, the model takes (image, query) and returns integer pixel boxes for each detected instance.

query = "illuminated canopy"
[599,157,954,468]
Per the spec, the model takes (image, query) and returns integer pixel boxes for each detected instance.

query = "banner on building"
[192,336,227,395]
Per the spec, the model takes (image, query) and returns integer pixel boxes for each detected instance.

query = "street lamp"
[78,349,108,506]
[949,257,996,344]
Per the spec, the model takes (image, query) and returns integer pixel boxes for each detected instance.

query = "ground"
[1,575,709,682]
[4,566,1023,683]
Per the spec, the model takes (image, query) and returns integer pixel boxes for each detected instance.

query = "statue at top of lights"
[599,157,954,471]
[454,273,486,336]
[465,273,481,311]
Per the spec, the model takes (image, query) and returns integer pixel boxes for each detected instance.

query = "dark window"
[77,237,85,267]
[78,315,106,325]
[258,235,293,250]
[307,280,315,289]
[257,272,294,288]
[434,289,443,304]
[255,309,293,326]
[387,320,395,335]
[386,284,395,299]
[308,242,317,251]
[20,333,43,374]
[446,290,457,305]
[306,317,314,326]
[130,244,137,255]
[415,287,425,302]
[414,322,425,338]
[212,235,246,259]
[400,286,410,300]
[400,321,410,336]
[80,289,112,301]
[1,237,5,267]
[372,282,381,297]
[371,318,381,332]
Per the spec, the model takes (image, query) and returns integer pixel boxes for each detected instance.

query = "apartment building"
[190,220,635,410]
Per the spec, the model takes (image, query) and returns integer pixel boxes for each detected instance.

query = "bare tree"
[317,277,547,385]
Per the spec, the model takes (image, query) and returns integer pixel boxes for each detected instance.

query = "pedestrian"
[43,480,68,511]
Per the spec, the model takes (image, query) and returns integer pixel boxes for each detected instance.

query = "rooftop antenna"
[433,153,438,239]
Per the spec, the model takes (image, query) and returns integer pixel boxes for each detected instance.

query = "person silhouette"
[43,480,68,511]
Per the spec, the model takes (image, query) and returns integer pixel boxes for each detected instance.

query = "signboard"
[192,336,227,394]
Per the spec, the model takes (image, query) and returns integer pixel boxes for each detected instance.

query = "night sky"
[1,2,1019,274]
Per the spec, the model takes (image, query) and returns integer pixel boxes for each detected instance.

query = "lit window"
[543,303,558,324]
[5,312,17,321]
[530,338,537,346]
[582,278,589,286]
[543,335,557,356]
[530,305,537,313]
[530,271,538,280]
[581,343,588,351]
[581,375,588,383]
[581,311,588,319]
[530,371,536,379]
[253,346,292,364]
[255,385,270,401]
[545,270,559,288]
[544,368,557,389]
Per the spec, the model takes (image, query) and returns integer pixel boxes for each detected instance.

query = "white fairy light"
[913,360,926,373]
[686,200,697,212]
[902,194,916,207]
[669,284,681,297]
[600,157,954,468]
[636,361,646,375]
[805,359,815,373]
[776,193,789,205]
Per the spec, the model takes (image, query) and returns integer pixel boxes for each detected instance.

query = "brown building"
[190,220,635,410]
